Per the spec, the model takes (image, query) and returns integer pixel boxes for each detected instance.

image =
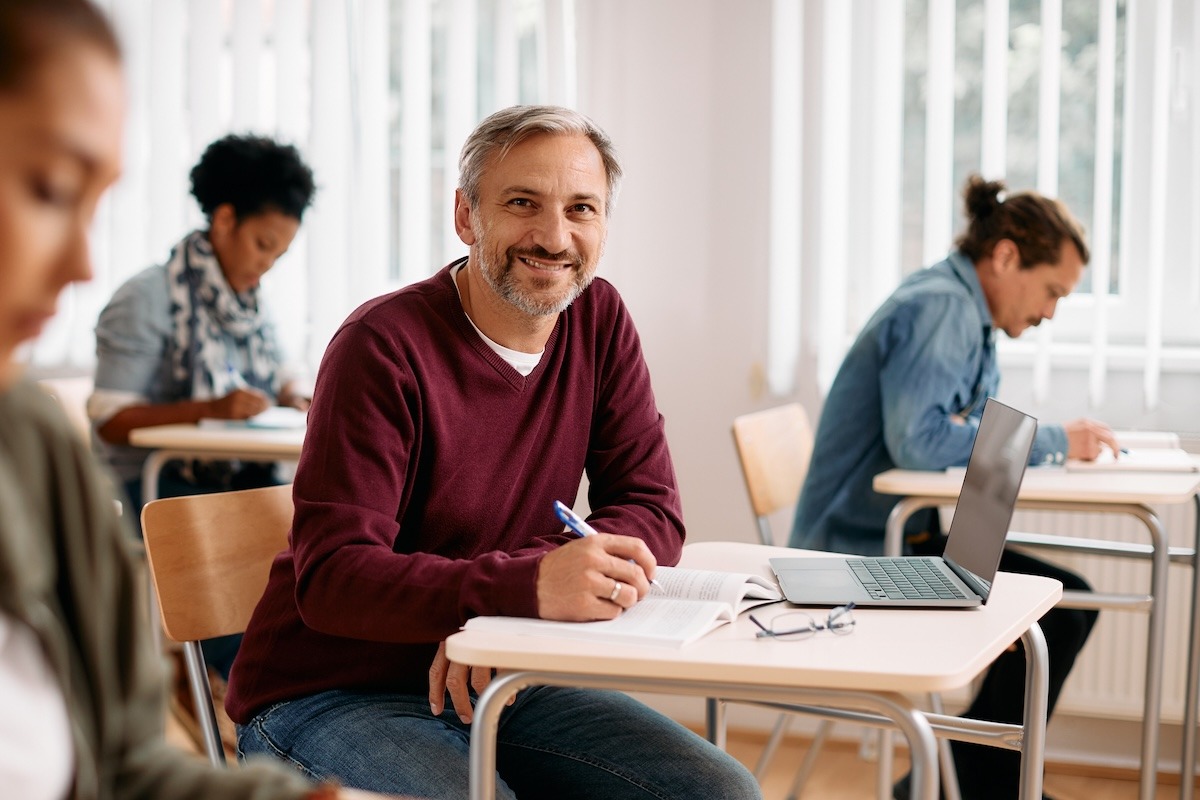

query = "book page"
[199,406,308,430]
[651,566,782,613]
[1115,430,1180,450]
[1066,447,1197,473]
[464,598,732,648]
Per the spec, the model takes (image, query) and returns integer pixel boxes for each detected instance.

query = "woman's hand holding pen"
[206,387,271,419]
[278,379,312,411]
[535,533,657,621]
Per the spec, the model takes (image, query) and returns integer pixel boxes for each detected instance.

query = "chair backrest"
[142,484,293,642]
[731,403,813,546]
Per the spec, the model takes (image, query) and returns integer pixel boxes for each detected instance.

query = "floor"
[723,728,1178,800]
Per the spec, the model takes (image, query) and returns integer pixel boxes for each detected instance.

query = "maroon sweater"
[226,263,684,722]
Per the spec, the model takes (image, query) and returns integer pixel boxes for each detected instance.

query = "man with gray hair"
[227,105,761,799]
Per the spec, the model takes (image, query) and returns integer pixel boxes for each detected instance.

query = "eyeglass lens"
[752,603,856,640]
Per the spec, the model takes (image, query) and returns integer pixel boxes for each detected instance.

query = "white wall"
[575,0,791,547]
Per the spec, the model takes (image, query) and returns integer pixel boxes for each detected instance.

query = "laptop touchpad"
[786,569,855,587]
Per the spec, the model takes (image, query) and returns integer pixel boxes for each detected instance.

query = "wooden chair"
[141,484,293,766]
[731,404,830,791]
[731,403,813,547]
[731,405,961,800]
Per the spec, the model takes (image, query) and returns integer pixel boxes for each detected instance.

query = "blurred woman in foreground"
[0,2,406,798]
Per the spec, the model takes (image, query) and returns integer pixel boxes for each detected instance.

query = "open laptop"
[770,397,1037,608]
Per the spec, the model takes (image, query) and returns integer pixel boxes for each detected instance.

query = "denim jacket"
[789,250,1067,555]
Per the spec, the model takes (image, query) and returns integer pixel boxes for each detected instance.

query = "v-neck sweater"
[227,262,684,721]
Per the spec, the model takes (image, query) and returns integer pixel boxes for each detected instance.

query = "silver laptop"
[770,398,1037,608]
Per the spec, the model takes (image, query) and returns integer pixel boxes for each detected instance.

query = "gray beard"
[479,253,592,317]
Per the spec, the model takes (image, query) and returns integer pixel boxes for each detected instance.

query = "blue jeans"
[237,687,761,799]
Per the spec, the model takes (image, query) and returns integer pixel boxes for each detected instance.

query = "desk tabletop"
[874,465,1200,505]
[446,542,1061,694]
[128,423,305,457]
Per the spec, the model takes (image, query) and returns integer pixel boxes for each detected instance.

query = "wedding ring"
[609,580,623,602]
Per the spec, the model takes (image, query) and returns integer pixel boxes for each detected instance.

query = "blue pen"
[225,361,248,390]
[554,500,663,590]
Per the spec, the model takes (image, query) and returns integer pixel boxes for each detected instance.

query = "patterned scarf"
[165,230,281,401]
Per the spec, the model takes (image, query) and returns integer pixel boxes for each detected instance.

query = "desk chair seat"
[731,404,960,800]
[141,484,293,766]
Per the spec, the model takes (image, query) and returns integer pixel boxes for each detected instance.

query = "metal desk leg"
[886,496,1168,800]
[1180,494,1200,800]
[468,673,940,800]
[1137,508,1169,800]
[1019,623,1049,800]
[705,697,727,749]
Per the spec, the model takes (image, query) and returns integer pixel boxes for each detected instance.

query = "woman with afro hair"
[89,134,316,681]
[91,134,315,511]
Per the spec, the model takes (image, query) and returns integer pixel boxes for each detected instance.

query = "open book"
[1066,446,1197,473]
[1066,431,1194,473]
[463,566,783,648]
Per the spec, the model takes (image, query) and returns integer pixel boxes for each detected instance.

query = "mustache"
[508,245,584,269]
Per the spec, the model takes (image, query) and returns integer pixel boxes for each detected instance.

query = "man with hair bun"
[791,174,1114,799]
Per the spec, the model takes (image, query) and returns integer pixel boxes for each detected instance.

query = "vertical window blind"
[768,0,1198,411]
[30,0,574,374]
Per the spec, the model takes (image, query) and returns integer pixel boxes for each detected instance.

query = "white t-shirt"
[450,264,545,377]
[0,611,74,800]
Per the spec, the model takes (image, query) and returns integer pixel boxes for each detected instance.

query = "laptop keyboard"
[849,558,970,601]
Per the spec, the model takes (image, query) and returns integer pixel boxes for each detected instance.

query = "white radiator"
[1007,496,1198,722]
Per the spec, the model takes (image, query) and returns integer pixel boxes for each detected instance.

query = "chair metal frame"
[731,404,826,790]
[141,483,293,766]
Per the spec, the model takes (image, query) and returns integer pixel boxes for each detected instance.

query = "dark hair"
[0,0,120,91]
[459,105,623,213]
[955,174,1090,268]
[189,134,317,223]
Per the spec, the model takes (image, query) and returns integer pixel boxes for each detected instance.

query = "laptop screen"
[942,398,1037,591]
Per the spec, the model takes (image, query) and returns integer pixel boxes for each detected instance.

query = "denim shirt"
[789,250,1068,555]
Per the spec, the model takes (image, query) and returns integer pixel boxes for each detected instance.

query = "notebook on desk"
[1065,446,1197,473]
[771,398,1037,608]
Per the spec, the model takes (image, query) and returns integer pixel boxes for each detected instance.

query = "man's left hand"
[427,640,511,723]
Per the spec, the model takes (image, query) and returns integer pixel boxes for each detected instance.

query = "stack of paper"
[199,406,308,430]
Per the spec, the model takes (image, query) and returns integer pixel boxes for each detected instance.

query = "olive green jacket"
[0,381,312,800]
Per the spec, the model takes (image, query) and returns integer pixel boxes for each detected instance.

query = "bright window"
[29,0,575,373]
[768,0,1200,408]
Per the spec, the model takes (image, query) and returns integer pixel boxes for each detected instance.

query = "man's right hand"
[207,387,271,419]
[535,533,657,621]
[1064,418,1120,461]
